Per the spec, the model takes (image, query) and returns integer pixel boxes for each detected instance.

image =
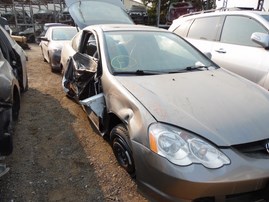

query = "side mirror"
[251,32,269,49]
[40,37,49,42]
[203,52,212,59]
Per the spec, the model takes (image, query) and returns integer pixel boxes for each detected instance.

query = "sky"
[215,0,269,11]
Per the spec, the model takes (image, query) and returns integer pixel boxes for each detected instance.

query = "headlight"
[149,123,230,169]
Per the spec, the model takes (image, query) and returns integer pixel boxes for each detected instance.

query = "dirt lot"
[0,44,148,202]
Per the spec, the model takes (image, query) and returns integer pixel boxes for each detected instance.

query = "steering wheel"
[111,55,137,70]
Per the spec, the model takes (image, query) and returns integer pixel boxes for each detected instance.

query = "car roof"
[85,24,169,32]
[48,25,76,29]
[179,9,269,19]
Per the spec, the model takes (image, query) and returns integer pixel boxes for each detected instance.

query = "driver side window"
[81,33,99,59]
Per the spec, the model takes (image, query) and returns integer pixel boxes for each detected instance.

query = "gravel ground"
[0,44,148,202]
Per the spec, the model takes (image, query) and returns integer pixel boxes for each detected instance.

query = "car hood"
[65,0,134,29]
[116,69,269,146]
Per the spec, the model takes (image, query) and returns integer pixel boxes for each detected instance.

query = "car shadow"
[0,88,105,201]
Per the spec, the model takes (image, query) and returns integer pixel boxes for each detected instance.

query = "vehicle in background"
[56,7,74,25]
[169,9,269,90]
[33,9,55,24]
[0,25,28,92]
[40,26,78,72]
[18,25,42,43]
[1,10,31,25]
[0,16,29,50]
[0,45,21,178]
[36,23,68,44]
[127,5,149,25]
[166,1,196,25]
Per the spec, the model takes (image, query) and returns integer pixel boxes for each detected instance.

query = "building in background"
[123,0,144,10]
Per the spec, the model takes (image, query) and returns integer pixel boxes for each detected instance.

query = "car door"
[211,15,269,86]
[63,29,105,132]
[183,16,223,57]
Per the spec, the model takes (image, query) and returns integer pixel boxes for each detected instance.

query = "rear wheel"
[41,47,46,62]
[12,89,20,121]
[110,124,135,177]
[0,108,13,156]
[49,54,56,73]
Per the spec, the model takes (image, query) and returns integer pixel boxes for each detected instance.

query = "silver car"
[169,9,269,90]
[61,21,269,201]
[40,26,78,72]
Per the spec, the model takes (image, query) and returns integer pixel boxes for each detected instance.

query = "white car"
[169,9,269,90]
[40,26,78,72]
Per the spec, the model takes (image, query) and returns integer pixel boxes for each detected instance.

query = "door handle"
[215,48,226,53]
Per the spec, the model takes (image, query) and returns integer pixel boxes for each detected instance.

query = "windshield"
[261,15,269,23]
[69,1,133,28]
[104,31,215,74]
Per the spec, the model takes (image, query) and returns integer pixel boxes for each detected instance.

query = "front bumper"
[132,141,269,202]
[50,50,62,71]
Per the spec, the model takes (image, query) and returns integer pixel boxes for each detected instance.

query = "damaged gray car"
[62,24,269,201]
[61,0,269,201]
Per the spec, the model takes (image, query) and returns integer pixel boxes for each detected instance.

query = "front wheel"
[40,47,46,62]
[110,124,135,177]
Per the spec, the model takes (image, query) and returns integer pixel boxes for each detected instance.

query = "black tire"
[0,108,13,156]
[12,89,20,122]
[110,124,135,177]
[41,47,46,62]
[23,76,29,92]
[49,55,56,73]
[19,71,29,92]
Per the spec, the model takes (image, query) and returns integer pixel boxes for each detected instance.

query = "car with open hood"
[40,25,78,72]
[60,1,269,201]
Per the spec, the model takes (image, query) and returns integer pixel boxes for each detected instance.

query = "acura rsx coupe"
[60,0,269,201]
[61,22,269,202]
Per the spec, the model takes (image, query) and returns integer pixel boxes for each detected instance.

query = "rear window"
[187,16,221,41]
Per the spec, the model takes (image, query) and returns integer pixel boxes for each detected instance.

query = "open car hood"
[65,0,134,29]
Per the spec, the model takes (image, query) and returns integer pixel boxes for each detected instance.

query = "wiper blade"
[168,65,211,74]
[185,65,209,71]
[114,70,165,75]
[136,70,165,75]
